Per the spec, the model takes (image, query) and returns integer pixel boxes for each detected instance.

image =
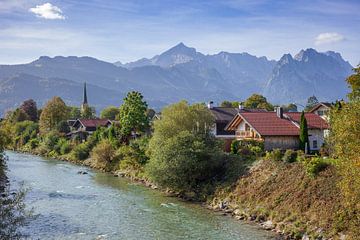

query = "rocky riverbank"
[9,149,347,239]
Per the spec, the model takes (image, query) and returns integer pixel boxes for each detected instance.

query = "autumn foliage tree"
[19,99,38,122]
[39,97,69,134]
[330,66,360,237]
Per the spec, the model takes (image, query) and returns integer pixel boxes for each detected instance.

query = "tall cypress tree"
[299,111,309,153]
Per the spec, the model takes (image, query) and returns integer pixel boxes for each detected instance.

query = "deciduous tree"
[19,99,38,122]
[100,106,119,120]
[243,94,273,111]
[39,97,69,133]
[118,91,149,137]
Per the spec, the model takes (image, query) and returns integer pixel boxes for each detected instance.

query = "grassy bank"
[210,159,356,239]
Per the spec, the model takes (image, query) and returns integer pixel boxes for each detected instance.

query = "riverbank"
[10,148,351,240]
[6,151,276,240]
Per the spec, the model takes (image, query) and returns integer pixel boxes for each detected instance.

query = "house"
[225,107,329,151]
[67,119,112,141]
[207,101,267,151]
[309,102,332,121]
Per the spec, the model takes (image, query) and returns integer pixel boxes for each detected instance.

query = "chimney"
[276,107,283,118]
[207,101,214,109]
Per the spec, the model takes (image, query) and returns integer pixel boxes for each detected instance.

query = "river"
[6,151,275,240]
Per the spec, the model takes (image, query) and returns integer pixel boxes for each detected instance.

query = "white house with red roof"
[225,107,329,151]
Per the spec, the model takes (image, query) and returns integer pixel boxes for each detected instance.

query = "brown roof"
[286,112,329,129]
[309,102,332,113]
[239,112,299,136]
[226,112,328,137]
[78,119,111,128]
[210,107,267,122]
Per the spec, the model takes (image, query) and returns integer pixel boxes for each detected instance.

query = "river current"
[6,151,274,240]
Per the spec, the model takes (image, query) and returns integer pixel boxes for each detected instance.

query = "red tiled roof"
[78,119,111,128]
[240,112,299,136]
[210,107,268,122]
[286,112,329,129]
[226,111,329,137]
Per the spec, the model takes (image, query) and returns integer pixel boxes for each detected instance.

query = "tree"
[146,101,224,198]
[346,65,360,101]
[56,120,70,134]
[220,101,240,108]
[6,109,29,123]
[68,107,81,119]
[81,105,96,119]
[19,99,38,122]
[39,97,69,134]
[305,95,319,111]
[329,67,360,237]
[118,91,149,137]
[282,103,298,112]
[243,94,273,111]
[100,106,119,120]
[299,111,309,153]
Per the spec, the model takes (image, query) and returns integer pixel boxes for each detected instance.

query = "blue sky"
[0,0,359,65]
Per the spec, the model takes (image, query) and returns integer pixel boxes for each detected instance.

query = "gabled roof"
[230,112,299,136]
[309,102,332,113]
[225,111,329,137]
[286,112,329,129]
[209,107,267,122]
[74,119,112,128]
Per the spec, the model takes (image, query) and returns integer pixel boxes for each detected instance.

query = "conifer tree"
[299,111,309,153]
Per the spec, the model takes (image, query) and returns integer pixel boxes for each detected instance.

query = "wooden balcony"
[236,130,255,138]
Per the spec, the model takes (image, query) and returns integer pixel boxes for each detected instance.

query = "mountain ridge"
[0,43,353,116]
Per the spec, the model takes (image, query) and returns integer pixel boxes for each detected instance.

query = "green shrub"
[90,139,116,170]
[71,143,90,160]
[304,157,330,176]
[296,150,305,162]
[42,131,60,151]
[28,139,39,150]
[118,137,150,175]
[60,141,71,155]
[230,140,240,154]
[282,149,298,163]
[250,145,263,157]
[265,149,283,161]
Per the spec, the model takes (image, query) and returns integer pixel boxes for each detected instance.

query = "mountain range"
[0,42,353,116]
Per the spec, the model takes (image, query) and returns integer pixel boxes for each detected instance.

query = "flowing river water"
[6,151,275,240]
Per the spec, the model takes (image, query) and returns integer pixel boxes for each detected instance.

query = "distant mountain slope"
[263,48,353,104]
[0,73,125,115]
[0,43,353,116]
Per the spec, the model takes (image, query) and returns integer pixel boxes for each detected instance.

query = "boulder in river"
[77,171,88,175]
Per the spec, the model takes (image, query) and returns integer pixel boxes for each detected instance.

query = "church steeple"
[81,82,89,113]
[83,82,88,105]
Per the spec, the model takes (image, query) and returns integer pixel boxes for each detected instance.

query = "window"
[317,110,324,116]
[313,140,318,149]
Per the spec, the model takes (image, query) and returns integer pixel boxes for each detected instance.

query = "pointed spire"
[83,82,88,105]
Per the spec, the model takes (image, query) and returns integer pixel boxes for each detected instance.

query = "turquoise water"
[6,151,274,240]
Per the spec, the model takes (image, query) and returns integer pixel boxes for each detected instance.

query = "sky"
[0,0,359,66]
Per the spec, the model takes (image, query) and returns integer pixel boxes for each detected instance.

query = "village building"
[309,102,332,121]
[225,107,329,151]
[207,101,267,151]
[67,82,112,141]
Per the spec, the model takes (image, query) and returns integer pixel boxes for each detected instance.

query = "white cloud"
[315,32,345,45]
[29,3,65,20]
